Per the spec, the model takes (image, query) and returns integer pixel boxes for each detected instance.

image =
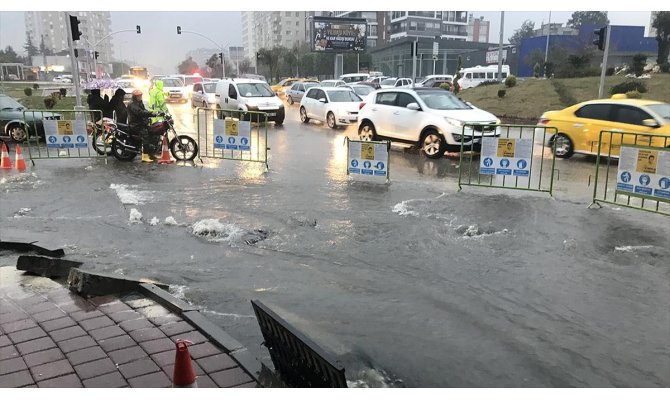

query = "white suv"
[357,88,500,159]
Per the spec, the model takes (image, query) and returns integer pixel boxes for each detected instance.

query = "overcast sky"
[0,10,655,74]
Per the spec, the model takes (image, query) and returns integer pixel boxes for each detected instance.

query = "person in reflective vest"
[148,80,168,124]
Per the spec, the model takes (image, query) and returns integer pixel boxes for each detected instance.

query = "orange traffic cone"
[0,143,12,169]
[157,135,174,164]
[172,340,197,388]
[15,144,26,172]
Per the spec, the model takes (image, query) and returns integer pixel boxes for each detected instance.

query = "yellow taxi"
[271,78,300,96]
[538,95,670,158]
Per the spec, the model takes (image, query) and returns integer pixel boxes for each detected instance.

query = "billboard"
[312,17,367,52]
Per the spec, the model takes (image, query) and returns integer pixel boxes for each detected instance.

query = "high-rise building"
[242,12,307,68]
[467,14,490,43]
[389,11,469,41]
[25,11,114,63]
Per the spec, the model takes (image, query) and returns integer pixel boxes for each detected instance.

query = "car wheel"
[358,122,377,141]
[552,133,574,159]
[287,96,294,105]
[327,112,337,129]
[420,130,446,159]
[8,124,28,142]
[300,107,310,123]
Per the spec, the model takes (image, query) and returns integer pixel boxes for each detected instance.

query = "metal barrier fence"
[458,124,557,195]
[195,108,269,169]
[22,109,105,163]
[591,130,670,215]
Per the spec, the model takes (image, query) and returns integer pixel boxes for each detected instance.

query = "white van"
[340,73,370,84]
[458,65,510,89]
[215,78,285,125]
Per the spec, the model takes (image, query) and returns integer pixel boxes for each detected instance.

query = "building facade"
[467,14,490,43]
[389,11,469,41]
[242,11,307,68]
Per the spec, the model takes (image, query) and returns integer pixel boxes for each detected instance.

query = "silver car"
[286,82,318,105]
[191,82,218,109]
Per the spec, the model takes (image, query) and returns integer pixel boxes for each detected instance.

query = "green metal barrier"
[591,130,670,215]
[457,124,557,195]
[21,109,105,164]
[195,108,269,170]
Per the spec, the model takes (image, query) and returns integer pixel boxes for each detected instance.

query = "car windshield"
[184,77,203,85]
[321,81,336,87]
[203,83,217,92]
[237,83,275,97]
[417,91,471,110]
[381,79,396,85]
[0,96,25,110]
[328,91,361,102]
[304,83,318,90]
[162,78,183,87]
[352,86,373,96]
[647,104,670,121]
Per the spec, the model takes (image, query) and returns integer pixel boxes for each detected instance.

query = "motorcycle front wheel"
[111,140,137,161]
[91,131,113,156]
[169,135,198,161]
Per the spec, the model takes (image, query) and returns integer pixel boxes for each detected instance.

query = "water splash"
[129,208,143,224]
[392,200,420,217]
[164,216,179,226]
[191,218,245,243]
[149,217,160,226]
[110,183,151,205]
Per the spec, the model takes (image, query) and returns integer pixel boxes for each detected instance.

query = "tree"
[206,53,222,78]
[257,47,281,82]
[0,46,23,63]
[566,11,609,29]
[653,11,670,65]
[509,20,535,46]
[177,56,198,75]
[631,53,647,76]
[238,58,252,75]
[24,35,38,58]
[39,36,53,56]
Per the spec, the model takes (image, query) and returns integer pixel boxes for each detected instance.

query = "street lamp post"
[176,27,226,78]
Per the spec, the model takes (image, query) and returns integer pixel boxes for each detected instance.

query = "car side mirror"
[318,98,327,103]
[642,119,660,128]
[407,102,420,111]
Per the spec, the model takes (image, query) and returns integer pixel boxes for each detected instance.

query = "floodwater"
[1,102,668,387]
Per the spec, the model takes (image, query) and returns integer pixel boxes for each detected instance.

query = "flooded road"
[1,101,668,387]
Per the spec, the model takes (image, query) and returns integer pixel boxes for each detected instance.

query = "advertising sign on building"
[486,49,508,64]
[312,17,367,52]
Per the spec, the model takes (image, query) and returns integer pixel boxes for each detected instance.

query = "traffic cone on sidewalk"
[172,340,197,388]
[15,144,26,172]
[0,143,12,169]
[157,135,174,164]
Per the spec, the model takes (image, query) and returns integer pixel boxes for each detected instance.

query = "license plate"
[170,94,181,98]
[267,113,276,117]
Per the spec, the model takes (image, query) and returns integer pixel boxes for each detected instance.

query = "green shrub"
[610,81,647,95]
[59,88,67,97]
[479,80,500,86]
[533,63,541,78]
[439,83,451,91]
[497,89,506,98]
[606,67,615,76]
[24,87,32,96]
[630,53,647,76]
[504,75,517,88]
[625,90,641,99]
[32,83,39,89]
[544,62,555,78]
[44,97,56,109]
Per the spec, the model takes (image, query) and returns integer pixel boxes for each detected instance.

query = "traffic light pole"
[598,25,611,99]
[65,12,83,107]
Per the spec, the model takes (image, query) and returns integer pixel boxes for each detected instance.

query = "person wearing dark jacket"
[86,89,109,121]
[109,89,128,123]
[127,89,159,162]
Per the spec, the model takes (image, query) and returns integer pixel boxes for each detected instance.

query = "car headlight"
[444,117,464,127]
[495,118,501,125]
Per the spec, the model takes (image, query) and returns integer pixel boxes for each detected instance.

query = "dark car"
[0,94,62,142]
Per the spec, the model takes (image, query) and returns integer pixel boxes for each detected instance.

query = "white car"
[319,79,347,87]
[53,75,73,83]
[299,87,362,129]
[379,77,413,88]
[191,82,218,109]
[161,77,189,103]
[357,88,499,159]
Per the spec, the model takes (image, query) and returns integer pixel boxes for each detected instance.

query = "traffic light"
[593,26,606,51]
[177,26,182,34]
[73,49,78,58]
[94,51,99,60]
[69,15,82,41]
[136,25,141,34]
[219,52,224,63]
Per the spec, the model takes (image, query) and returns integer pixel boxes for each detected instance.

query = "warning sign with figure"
[480,137,532,176]
[616,145,670,202]
[43,119,87,148]
[214,119,251,151]
[348,140,389,180]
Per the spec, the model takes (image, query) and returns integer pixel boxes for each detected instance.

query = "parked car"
[358,81,381,90]
[215,78,285,125]
[379,77,413,88]
[319,79,347,87]
[357,88,499,159]
[366,76,388,86]
[416,75,453,87]
[339,73,370,83]
[286,81,319,105]
[299,87,362,129]
[161,77,189,103]
[538,95,670,159]
[191,82,218,109]
[271,77,300,97]
[0,94,62,142]
[53,75,73,83]
[346,84,375,98]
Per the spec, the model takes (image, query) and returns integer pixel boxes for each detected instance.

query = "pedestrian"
[86,89,109,122]
[127,89,159,163]
[148,80,168,124]
[109,88,128,124]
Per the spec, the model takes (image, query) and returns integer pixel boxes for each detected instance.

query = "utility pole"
[411,38,417,87]
[497,11,504,81]
[597,25,611,99]
[544,11,551,77]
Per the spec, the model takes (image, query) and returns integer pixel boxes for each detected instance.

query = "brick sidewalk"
[0,269,259,388]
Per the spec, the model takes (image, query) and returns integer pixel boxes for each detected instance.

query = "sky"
[0,9,657,75]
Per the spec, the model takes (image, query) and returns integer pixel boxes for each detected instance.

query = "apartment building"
[242,11,307,67]
[389,11,469,41]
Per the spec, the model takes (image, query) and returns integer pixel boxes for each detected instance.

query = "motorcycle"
[97,113,198,162]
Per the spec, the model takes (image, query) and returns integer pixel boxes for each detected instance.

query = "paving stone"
[136,305,171,319]
[44,288,72,301]
[66,346,107,366]
[40,316,77,332]
[24,301,59,315]
[30,358,74,382]
[1,318,38,334]
[119,317,154,332]
[108,345,147,365]
[15,294,46,307]
[169,330,207,345]
[0,336,9,347]
[49,325,87,342]
[83,371,128,388]
[196,374,217,388]
[139,338,175,355]
[130,327,166,343]
[149,349,178,367]
[127,371,171,388]
[69,309,103,322]
[37,373,82,388]
[78,315,114,331]
[195,353,238,374]
[23,347,65,368]
[0,300,19,315]
[99,301,132,314]
[0,357,28,375]
[109,310,143,323]
[161,361,204,378]
[16,336,57,356]
[159,321,193,337]
[98,335,136,352]
[89,325,125,341]
[57,335,97,354]
[123,297,157,310]
[74,357,118,380]
[0,370,34,387]
[209,367,253,388]
[0,311,29,324]
[149,314,182,326]
[31,308,66,323]
[186,342,221,360]
[8,326,47,344]
[118,357,160,379]
[0,345,19,360]
[59,299,97,313]
[87,295,118,307]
